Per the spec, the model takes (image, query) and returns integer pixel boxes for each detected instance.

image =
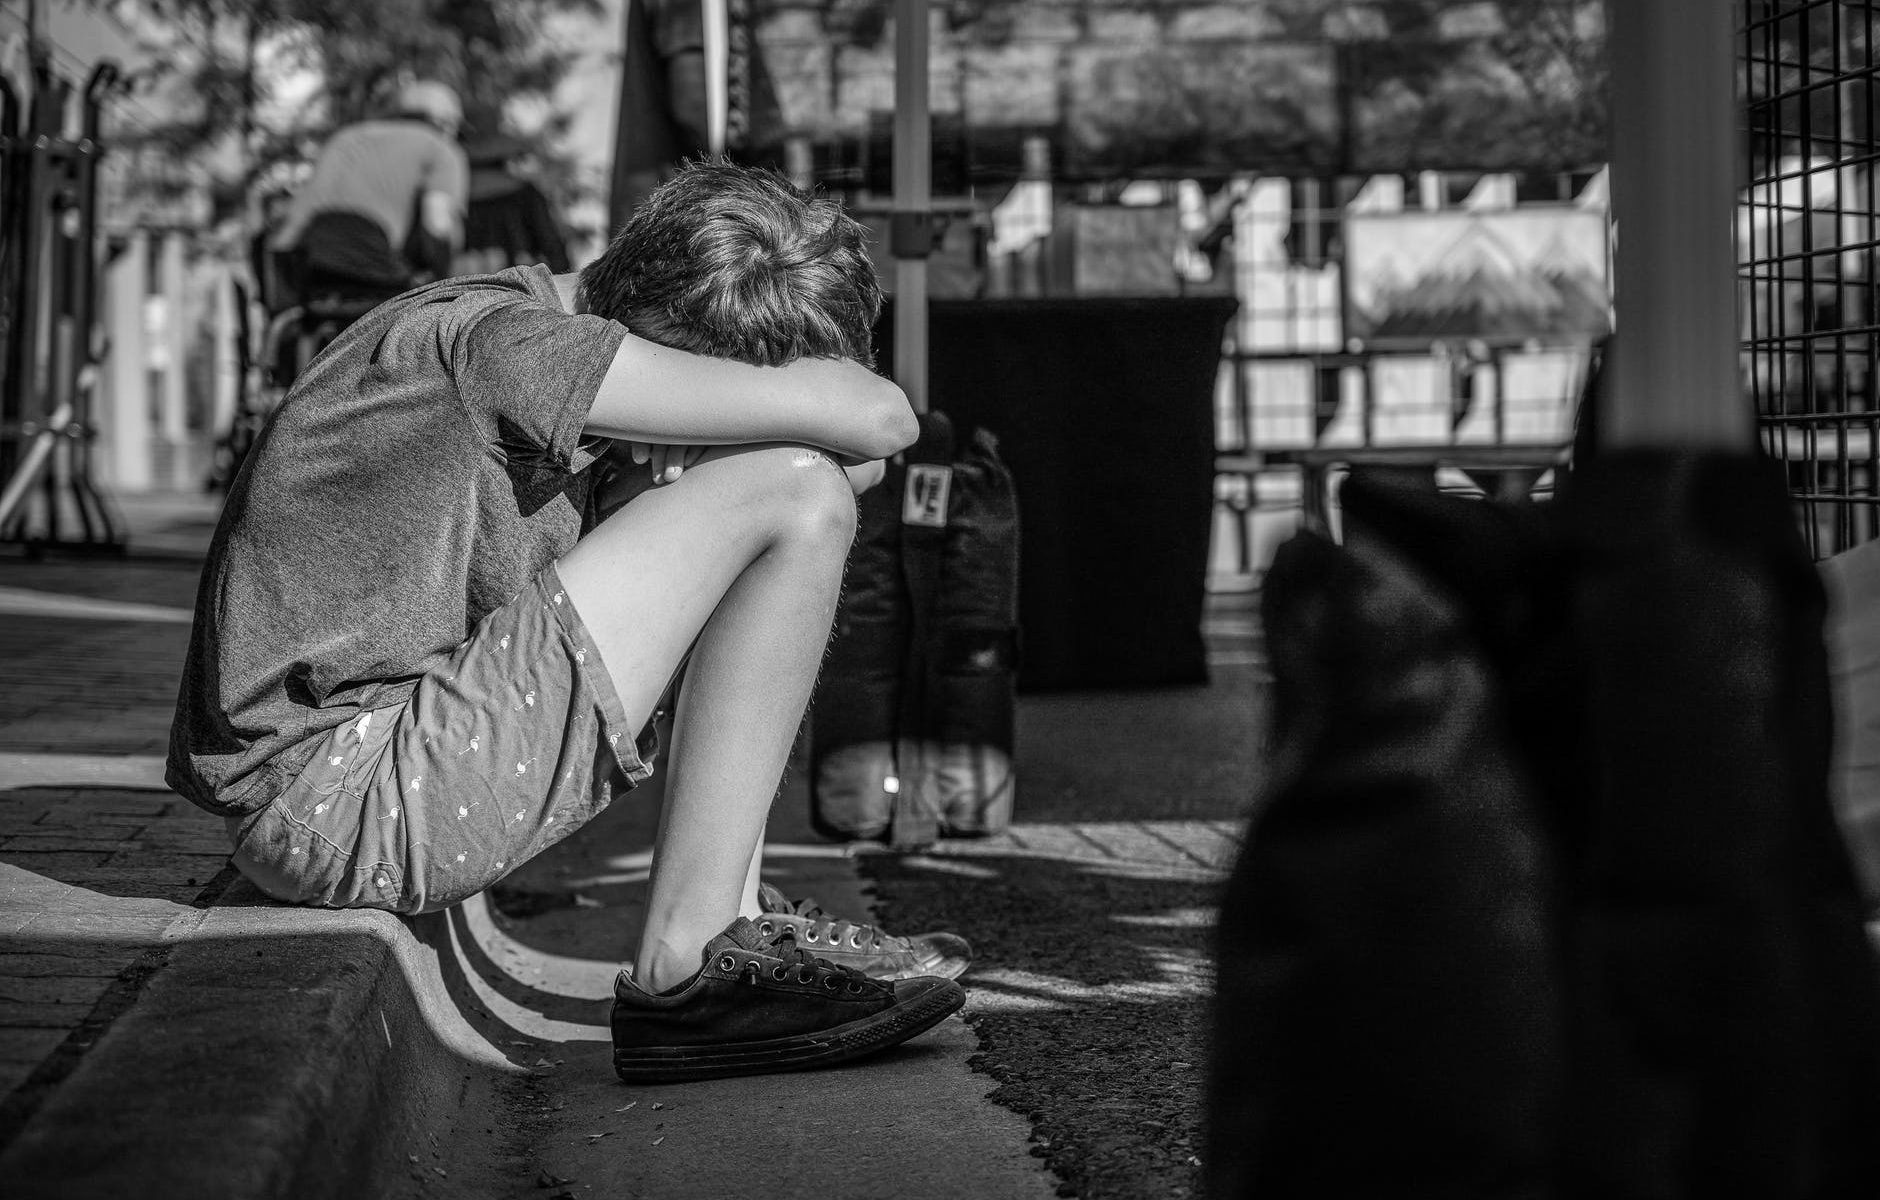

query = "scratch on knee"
[791,447,850,482]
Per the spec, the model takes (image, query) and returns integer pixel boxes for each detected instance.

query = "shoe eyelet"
[771,964,787,981]
[759,921,773,937]
[718,954,736,972]
[804,927,819,943]
[846,981,865,994]
[849,931,863,948]
[822,975,840,990]
[797,966,816,984]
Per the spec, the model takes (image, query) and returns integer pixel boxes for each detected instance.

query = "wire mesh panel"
[1742,0,1880,557]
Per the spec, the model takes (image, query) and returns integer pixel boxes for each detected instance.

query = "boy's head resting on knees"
[578,160,882,369]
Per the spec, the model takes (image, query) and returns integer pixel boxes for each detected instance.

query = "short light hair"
[579,161,881,368]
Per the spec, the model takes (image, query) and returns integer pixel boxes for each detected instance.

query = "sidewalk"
[0,491,1262,1199]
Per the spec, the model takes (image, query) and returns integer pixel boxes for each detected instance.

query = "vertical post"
[101,229,149,492]
[784,134,814,191]
[701,0,728,157]
[72,67,112,527]
[892,0,930,413]
[1603,0,1753,449]
[211,264,239,445]
[886,0,936,848]
[159,231,189,486]
[609,0,677,234]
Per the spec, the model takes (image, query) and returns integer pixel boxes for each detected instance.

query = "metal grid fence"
[1742,0,1880,557]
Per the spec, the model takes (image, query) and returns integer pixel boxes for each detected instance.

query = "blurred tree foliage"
[1330,0,1608,173]
[1121,0,1601,175]
[94,0,598,225]
[806,0,1608,179]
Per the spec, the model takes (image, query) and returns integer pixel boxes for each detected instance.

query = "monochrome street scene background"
[2,2,1877,1198]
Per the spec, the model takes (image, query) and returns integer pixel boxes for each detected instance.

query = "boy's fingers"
[655,444,686,484]
[633,443,695,484]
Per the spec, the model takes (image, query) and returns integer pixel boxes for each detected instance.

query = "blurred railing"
[1208,336,1593,584]
[0,47,122,551]
[1741,0,1880,559]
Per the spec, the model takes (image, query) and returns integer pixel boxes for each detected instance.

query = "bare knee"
[731,443,858,546]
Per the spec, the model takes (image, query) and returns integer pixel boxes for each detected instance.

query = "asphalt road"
[862,635,1267,1200]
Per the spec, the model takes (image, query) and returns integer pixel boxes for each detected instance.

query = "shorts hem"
[538,563,656,785]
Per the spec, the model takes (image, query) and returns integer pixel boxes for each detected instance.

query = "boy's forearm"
[586,333,918,463]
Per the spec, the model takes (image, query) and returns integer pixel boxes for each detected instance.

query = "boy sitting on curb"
[169,161,970,1082]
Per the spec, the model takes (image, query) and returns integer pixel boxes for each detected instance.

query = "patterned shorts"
[225,566,658,914]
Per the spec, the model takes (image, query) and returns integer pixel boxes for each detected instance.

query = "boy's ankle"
[634,940,704,995]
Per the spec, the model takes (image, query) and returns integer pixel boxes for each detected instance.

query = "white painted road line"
[0,753,169,789]
[0,586,193,624]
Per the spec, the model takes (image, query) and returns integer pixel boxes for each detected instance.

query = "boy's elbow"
[871,399,920,459]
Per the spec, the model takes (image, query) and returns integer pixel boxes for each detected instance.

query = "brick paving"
[0,562,198,757]
[0,497,225,1134]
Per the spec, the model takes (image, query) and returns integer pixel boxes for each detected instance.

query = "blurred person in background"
[247,188,295,315]
[454,133,571,277]
[271,79,470,309]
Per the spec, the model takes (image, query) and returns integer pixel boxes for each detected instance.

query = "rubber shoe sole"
[613,976,965,1084]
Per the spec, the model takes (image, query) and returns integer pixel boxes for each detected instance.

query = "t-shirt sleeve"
[443,291,627,471]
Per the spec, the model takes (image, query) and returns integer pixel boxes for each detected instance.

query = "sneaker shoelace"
[765,894,897,953]
[750,927,876,994]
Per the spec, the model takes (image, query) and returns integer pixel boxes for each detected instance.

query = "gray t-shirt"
[168,265,627,815]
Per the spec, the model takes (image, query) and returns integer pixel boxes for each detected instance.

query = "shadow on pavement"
[438,900,612,1033]
[861,838,1230,1200]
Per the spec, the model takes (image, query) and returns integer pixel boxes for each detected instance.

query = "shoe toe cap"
[909,931,973,979]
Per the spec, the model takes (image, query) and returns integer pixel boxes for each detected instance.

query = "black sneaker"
[756,882,974,981]
[611,917,965,1083]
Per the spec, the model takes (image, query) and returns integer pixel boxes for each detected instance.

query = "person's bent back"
[273,80,469,308]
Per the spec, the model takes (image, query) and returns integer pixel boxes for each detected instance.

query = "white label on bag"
[903,464,952,528]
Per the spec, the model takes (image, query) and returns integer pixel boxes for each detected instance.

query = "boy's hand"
[631,441,708,485]
[841,459,886,496]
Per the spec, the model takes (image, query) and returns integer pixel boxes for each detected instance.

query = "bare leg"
[556,443,856,992]
[741,837,765,918]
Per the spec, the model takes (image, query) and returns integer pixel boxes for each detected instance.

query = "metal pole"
[885,0,936,847]
[104,229,150,490]
[891,0,930,414]
[701,0,727,157]
[0,76,24,489]
[159,231,188,485]
[1602,0,1753,449]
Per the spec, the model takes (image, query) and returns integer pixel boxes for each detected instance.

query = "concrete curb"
[0,745,1059,1199]
[0,877,513,1200]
